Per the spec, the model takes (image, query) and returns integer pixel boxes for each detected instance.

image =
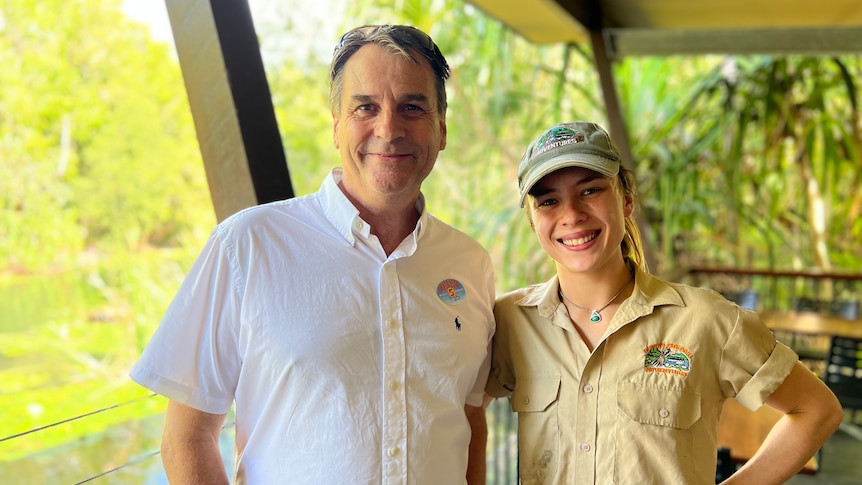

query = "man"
[131,25,494,484]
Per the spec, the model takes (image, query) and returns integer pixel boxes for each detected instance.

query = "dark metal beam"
[606,27,862,59]
[589,28,658,272]
[165,0,293,222]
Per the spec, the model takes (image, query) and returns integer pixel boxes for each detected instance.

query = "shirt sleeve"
[485,299,516,399]
[129,227,242,414]
[719,307,799,410]
[466,342,492,406]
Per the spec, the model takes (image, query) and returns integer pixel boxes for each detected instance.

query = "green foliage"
[0,250,192,462]
[0,0,213,273]
[619,55,862,280]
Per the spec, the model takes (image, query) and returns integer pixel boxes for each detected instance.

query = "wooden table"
[717,399,819,474]
[760,311,862,339]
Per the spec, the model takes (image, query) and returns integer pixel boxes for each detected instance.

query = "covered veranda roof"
[465,0,862,56]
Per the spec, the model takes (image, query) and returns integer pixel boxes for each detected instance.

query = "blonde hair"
[618,167,648,273]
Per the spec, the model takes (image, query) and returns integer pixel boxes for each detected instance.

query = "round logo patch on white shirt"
[436,278,466,305]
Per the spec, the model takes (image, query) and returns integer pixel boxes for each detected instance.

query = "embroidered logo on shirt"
[644,343,692,376]
[436,278,466,305]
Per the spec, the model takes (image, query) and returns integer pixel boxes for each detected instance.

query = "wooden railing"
[680,267,861,317]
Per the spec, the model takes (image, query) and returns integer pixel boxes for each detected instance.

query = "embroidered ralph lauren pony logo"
[644,343,692,376]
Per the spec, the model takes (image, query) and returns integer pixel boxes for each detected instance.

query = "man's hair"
[329,25,450,115]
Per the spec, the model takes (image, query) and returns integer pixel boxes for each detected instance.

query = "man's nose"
[374,109,406,141]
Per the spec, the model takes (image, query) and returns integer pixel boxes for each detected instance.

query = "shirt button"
[580,442,591,452]
[388,447,401,457]
[387,319,399,329]
[355,220,364,230]
[659,408,670,418]
[389,381,401,391]
[522,396,530,405]
[347,235,355,244]
[583,384,593,393]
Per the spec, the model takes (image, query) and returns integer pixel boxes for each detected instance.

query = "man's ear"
[332,111,340,149]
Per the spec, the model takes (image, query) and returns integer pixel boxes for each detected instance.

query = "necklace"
[559,273,633,323]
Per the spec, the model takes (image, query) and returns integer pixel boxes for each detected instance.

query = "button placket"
[379,261,406,480]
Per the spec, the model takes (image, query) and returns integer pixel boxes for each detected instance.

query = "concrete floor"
[786,421,862,485]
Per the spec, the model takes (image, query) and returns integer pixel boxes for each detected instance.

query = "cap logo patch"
[535,126,585,157]
[644,343,692,376]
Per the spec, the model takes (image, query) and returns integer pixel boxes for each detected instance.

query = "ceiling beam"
[606,26,862,59]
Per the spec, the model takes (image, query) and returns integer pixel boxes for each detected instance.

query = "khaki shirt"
[486,271,798,484]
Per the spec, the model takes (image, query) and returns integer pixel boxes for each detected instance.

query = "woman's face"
[527,166,633,276]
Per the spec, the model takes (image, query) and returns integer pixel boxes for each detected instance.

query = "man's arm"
[465,403,488,485]
[161,400,230,485]
[722,361,843,485]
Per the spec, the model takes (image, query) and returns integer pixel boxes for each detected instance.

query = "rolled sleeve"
[734,342,798,410]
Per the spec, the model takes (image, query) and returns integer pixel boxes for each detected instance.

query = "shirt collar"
[318,168,429,250]
[514,270,686,325]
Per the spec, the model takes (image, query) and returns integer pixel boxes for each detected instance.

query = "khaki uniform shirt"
[486,271,798,485]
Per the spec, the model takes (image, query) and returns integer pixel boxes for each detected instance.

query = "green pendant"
[590,310,602,322]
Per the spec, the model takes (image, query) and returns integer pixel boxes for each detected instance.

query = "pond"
[0,262,235,483]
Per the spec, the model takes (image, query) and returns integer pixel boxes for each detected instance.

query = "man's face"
[332,44,446,207]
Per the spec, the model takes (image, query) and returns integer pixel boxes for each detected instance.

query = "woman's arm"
[722,361,843,485]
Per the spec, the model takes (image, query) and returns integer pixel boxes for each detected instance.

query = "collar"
[515,270,686,327]
[318,168,429,251]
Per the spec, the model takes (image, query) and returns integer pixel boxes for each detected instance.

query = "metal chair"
[825,335,862,423]
[715,447,735,483]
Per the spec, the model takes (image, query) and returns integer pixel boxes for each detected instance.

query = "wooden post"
[164,0,293,222]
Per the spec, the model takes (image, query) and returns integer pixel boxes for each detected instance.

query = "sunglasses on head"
[333,24,437,55]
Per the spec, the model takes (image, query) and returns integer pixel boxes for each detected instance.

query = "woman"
[485,121,842,484]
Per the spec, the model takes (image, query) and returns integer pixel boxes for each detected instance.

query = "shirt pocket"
[617,382,701,429]
[614,382,702,484]
[511,375,561,485]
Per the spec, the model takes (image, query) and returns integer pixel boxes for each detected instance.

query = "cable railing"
[0,393,167,483]
[2,393,516,484]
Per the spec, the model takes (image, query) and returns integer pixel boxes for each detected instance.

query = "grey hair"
[329,25,450,115]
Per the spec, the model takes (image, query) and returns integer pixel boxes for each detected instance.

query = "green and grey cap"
[518,121,621,207]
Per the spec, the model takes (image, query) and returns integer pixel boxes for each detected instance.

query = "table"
[760,311,862,339]
[717,399,819,474]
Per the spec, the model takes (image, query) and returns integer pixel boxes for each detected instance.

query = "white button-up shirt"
[132,169,495,484]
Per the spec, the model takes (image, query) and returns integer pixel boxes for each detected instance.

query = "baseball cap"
[517,121,621,207]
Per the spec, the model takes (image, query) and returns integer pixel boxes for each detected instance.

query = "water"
[0,271,172,483]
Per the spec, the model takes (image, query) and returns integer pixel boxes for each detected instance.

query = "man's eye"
[537,198,557,207]
[403,105,426,116]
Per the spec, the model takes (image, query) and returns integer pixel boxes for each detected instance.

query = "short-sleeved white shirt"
[486,271,797,485]
[131,169,495,484]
